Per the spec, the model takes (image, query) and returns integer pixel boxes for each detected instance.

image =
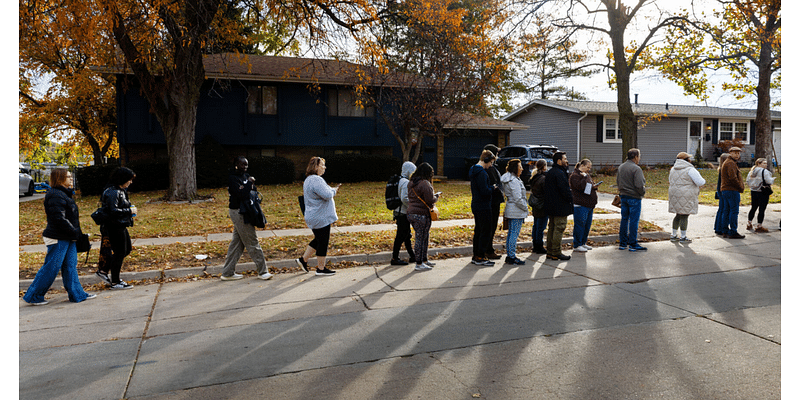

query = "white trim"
[688,120,703,156]
[717,120,750,143]
[602,115,622,143]
[577,112,588,159]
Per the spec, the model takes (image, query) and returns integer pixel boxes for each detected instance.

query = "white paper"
[584,182,592,195]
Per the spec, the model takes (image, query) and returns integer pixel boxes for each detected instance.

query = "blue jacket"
[469,164,493,212]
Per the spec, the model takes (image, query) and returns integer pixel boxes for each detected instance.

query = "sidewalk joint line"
[698,314,781,345]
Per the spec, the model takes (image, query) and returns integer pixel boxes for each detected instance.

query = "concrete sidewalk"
[19,232,781,399]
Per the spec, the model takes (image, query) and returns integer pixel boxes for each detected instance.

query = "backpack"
[385,174,402,210]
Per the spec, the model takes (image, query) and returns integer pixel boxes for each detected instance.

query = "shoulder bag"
[760,169,773,195]
[411,186,439,221]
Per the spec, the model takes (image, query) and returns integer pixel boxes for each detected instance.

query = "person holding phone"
[297,157,340,276]
[569,159,599,252]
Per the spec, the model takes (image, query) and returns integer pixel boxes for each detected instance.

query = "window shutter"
[711,119,718,144]
[750,120,756,145]
[596,115,603,142]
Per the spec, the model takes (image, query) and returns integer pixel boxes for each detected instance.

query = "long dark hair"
[411,162,433,183]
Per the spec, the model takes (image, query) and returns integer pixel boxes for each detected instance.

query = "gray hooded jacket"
[397,161,417,214]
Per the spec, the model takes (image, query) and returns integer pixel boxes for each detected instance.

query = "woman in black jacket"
[23,169,96,305]
[96,167,137,289]
[529,159,548,254]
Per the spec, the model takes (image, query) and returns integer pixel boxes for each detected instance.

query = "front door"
[688,120,702,158]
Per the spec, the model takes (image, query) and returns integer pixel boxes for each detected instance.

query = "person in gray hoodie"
[392,161,417,265]
[500,159,528,265]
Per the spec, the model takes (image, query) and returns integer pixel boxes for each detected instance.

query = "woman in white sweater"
[500,159,529,265]
[746,158,775,233]
[297,157,340,276]
[668,152,706,243]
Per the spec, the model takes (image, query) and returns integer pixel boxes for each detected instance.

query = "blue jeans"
[714,197,724,233]
[720,190,741,235]
[505,218,524,259]
[532,216,548,249]
[23,240,89,304]
[572,206,594,248]
[619,196,642,247]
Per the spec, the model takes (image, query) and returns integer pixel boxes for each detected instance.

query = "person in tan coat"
[668,152,706,243]
[719,147,746,239]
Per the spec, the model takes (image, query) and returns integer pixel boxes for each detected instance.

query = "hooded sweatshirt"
[501,172,528,219]
[398,161,417,214]
[469,163,493,212]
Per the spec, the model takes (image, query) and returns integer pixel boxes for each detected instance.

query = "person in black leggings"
[96,167,137,289]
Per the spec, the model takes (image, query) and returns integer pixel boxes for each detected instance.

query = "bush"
[196,136,230,189]
[322,154,404,183]
[246,156,295,185]
[75,164,120,196]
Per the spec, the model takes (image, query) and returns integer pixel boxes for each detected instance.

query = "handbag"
[760,170,773,195]
[91,207,106,225]
[502,217,509,230]
[298,195,305,215]
[411,186,439,221]
[76,233,91,253]
[612,194,621,208]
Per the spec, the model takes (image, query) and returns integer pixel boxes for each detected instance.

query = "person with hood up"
[500,159,528,265]
[391,161,417,265]
[469,150,497,266]
[668,152,706,243]
[406,162,439,271]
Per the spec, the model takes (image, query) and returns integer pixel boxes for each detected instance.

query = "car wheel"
[25,181,34,196]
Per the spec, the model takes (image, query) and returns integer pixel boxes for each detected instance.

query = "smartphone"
[596,181,603,185]
[435,191,442,196]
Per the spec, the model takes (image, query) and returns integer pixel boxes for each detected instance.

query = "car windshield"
[498,147,526,158]
[532,148,556,159]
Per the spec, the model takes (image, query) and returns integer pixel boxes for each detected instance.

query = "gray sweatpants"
[222,209,267,276]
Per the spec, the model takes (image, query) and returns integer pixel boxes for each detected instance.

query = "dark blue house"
[110,53,527,179]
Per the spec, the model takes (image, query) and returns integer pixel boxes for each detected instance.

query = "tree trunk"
[754,25,774,170]
[608,5,638,163]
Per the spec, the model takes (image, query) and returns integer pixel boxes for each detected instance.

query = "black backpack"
[385,174,402,210]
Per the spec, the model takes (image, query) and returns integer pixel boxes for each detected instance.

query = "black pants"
[473,209,494,259]
[748,190,770,224]
[392,213,415,260]
[98,225,131,284]
[486,202,501,255]
[309,225,332,257]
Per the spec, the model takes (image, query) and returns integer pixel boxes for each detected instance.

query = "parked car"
[19,163,34,196]
[495,145,558,187]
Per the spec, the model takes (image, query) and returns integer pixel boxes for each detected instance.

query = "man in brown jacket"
[719,146,746,239]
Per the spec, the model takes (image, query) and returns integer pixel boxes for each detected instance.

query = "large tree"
[645,0,780,164]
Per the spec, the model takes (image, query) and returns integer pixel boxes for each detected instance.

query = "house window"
[604,116,621,143]
[247,86,277,115]
[719,121,748,142]
[328,88,374,117]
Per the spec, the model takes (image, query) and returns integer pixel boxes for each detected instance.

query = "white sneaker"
[220,273,244,281]
[573,245,588,252]
[258,272,274,280]
[583,245,592,250]
[414,264,433,271]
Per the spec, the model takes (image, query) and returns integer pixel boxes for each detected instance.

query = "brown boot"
[746,221,754,231]
[755,226,769,233]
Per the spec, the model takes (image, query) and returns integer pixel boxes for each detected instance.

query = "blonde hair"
[306,157,325,177]
[749,157,768,178]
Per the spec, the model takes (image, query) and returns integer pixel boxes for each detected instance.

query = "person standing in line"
[529,159,548,254]
[543,151,573,261]
[617,148,648,251]
[713,153,731,235]
[406,162,440,271]
[500,159,528,265]
[391,161,418,265]
[668,152,706,243]
[95,167,138,289]
[296,157,340,276]
[23,169,97,305]
[569,159,599,253]
[719,146,746,239]
[483,144,504,260]
[220,157,273,281]
[469,150,497,266]
[746,157,774,233]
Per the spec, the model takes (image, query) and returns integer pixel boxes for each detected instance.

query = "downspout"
[577,112,588,160]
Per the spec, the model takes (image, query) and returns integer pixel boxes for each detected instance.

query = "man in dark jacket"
[221,156,272,281]
[543,151,573,260]
[469,150,497,266]
[483,144,504,260]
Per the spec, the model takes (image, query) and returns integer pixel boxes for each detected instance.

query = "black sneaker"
[95,271,111,284]
[110,281,133,290]
[316,268,336,276]
[390,258,409,266]
[296,257,310,273]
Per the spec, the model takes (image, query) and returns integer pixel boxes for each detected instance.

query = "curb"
[18,232,670,291]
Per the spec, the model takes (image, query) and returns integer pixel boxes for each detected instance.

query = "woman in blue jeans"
[569,159,599,252]
[23,169,96,306]
[529,159,548,254]
[500,159,528,265]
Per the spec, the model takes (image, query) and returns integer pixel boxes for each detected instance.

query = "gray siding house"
[503,99,782,167]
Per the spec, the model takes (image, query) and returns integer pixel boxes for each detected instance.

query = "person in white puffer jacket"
[668,152,706,243]
[500,159,529,265]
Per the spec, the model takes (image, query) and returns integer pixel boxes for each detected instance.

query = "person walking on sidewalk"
[23,169,97,306]
[543,151,573,260]
[719,147,746,239]
[714,153,730,235]
[529,159,548,254]
[469,150,497,266]
[220,157,273,281]
[96,167,138,289]
[296,157,340,276]
[407,162,440,271]
[501,159,528,265]
[569,159,599,253]
[391,161,417,265]
[746,157,774,233]
[668,152,706,244]
[617,148,648,251]
[483,144,504,261]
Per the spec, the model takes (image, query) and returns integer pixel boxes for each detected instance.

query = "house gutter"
[577,112,588,160]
